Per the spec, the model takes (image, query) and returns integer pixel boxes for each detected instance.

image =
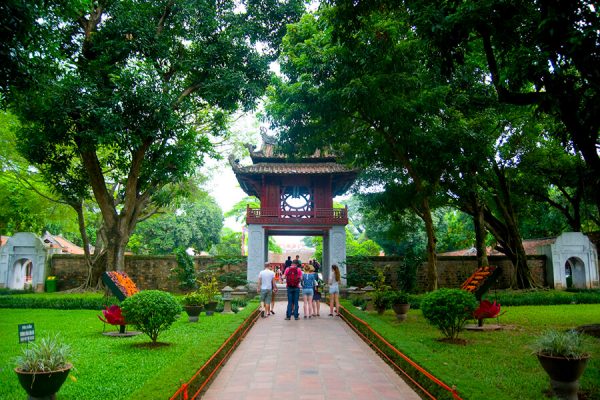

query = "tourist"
[312,279,321,317]
[270,277,278,315]
[301,264,316,318]
[313,259,320,274]
[283,256,292,281]
[257,262,275,318]
[329,264,341,316]
[295,254,301,266]
[285,259,302,320]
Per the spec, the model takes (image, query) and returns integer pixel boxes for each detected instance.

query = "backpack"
[286,267,300,288]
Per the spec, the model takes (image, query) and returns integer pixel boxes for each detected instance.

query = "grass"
[0,301,259,400]
[342,301,600,400]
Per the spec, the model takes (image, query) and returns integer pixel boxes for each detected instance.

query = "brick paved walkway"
[202,301,421,400]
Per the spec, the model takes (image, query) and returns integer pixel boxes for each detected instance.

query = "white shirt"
[258,269,275,290]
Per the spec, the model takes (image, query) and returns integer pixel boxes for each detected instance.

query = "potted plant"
[14,335,73,399]
[389,291,410,321]
[182,291,207,322]
[532,329,591,400]
[372,290,390,315]
[198,276,220,316]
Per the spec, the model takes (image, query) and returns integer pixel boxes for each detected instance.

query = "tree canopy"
[6,0,304,278]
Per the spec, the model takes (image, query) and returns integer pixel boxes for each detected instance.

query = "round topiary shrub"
[121,290,182,343]
[420,288,477,341]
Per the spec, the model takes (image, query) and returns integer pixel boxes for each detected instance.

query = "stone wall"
[416,255,547,291]
[52,252,547,292]
[50,254,247,292]
[345,255,547,292]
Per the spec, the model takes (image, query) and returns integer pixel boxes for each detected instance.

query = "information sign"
[18,323,35,343]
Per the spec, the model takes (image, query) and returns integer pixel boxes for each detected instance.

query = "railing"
[246,206,348,225]
[339,305,463,400]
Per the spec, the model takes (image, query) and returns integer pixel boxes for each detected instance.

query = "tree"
[267,8,470,290]
[130,194,223,255]
[210,228,243,257]
[9,0,304,276]
[0,110,81,237]
[403,0,600,212]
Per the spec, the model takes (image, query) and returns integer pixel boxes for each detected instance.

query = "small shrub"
[121,290,182,343]
[351,297,367,309]
[388,290,410,304]
[15,335,71,372]
[217,271,248,288]
[420,288,477,340]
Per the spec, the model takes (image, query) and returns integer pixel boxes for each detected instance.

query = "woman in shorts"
[329,264,341,316]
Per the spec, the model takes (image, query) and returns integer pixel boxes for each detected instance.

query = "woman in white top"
[328,264,341,316]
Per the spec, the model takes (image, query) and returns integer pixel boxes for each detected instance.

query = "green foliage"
[420,289,477,339]
[388,290,410,305]
[351,296,367,309]
[132,197,223,255]
[14,335,71,372]
[345,257,378,288]
[0,293,117,309]
[216,271,248,288]
[121,290,182,343]
[1,304,259,399]
[340,301,600,400]
[197,276,221,303]
[210,228,243,256]
[484,289,600,306]
[181,291,208,307]
[172,248,197,291]
[531,329,591,359]
[8,0,303,272]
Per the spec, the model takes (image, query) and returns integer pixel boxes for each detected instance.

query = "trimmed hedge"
[0,294,117,310]
[484,289,600,306]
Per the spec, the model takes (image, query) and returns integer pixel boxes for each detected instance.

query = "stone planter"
[15,363,72,399]
[392,303,410,321]
[537,354,590,400]
[184,305,204,322]
[204,301,218,316]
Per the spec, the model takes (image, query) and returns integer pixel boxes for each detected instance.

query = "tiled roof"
[42,232,86,254]
[235,162,356,175]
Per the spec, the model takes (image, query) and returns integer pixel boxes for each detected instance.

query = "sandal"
[304,316,307,319]
[328,314,333,317]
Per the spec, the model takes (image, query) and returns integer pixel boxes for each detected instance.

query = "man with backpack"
[284,259,302,320]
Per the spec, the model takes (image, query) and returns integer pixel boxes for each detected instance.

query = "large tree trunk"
[416,197,438,291]
[471,194,489,267]
[485,163,536,288]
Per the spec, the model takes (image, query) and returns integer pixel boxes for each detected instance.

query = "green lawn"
[342,302,600,400]
[0,302,258,400]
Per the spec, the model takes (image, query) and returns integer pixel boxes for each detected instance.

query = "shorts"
[302,288,314,296]
[329,286,339,295]
[260,289,273,304]
[313,291,321,301]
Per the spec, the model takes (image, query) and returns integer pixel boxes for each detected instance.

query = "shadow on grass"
[131,342,172,349]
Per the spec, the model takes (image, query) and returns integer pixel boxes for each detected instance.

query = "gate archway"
[230,134,357,287]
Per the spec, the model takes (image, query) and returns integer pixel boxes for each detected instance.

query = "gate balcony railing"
[246,206,348,225]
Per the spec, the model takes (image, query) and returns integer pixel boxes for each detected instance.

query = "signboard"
[18,323,35,343]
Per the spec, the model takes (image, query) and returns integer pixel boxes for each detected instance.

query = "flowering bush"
[461,266,497,293]
[105,271,139,299]
[98,305,126,326]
